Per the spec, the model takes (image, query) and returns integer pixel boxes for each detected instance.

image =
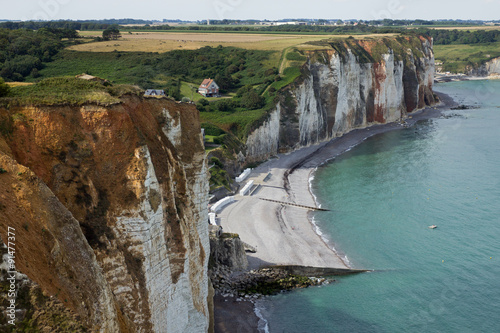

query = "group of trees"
[102,27,121,41]
[0,28,75,81]
[417,28,500,45]
[152,46,270,92]
[0,19,150,31]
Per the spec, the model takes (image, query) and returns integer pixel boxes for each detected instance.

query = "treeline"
[0,28,75,81]
[122,23,399,34]
[368,19,487,26]
[416,28,500,45]
[0,19,150,31]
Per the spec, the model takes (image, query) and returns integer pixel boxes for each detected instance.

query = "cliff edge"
[0,94,210,332]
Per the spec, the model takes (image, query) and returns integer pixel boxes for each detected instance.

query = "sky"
[2,0,500,21]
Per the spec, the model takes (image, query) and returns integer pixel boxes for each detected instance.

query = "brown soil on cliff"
[0,94,207,331]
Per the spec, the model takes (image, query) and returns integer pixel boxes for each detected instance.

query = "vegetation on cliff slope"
[434,42,500,73]
[0,77,141,106]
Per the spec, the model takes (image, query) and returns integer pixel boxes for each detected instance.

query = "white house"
[144,89,165,96]
[198,78,219,97]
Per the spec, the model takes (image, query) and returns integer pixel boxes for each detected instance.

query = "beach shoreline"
[214,90,457,333]
[434,72,500,83]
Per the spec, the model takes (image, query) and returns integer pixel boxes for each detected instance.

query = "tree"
[214,73,237,91]
[0,78,10,97]
[240,89,265,110]
[102,28,121,41]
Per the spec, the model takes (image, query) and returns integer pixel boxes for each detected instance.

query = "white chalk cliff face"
[468,57,500,76]
[245,107,281,161]
[0,97,210,332]
[246,36,436,162]
[486,57,500,75]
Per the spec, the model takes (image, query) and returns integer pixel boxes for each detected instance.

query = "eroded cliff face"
[467,57,500,77]
[246,36,436,162]
[0,96,210,332]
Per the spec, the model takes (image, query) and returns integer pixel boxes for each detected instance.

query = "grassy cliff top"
[0,77,142,107]
[306,34,430,63]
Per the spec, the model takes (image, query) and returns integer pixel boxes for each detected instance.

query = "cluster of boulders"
[451,104,479,110]
[209,265,330,300]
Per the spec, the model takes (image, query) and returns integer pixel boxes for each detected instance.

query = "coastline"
[214,91,457,332]
[434,72,500,83]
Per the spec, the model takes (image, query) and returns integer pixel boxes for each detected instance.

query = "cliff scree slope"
[0,95,210,332]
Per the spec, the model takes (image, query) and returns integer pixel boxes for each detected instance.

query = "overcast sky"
[2,0,500,21]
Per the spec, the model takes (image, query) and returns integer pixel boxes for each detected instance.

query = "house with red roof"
[198,78,219,97]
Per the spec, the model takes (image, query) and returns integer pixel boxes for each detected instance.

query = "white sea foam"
[254,302,269,333]
[308,171,351,268]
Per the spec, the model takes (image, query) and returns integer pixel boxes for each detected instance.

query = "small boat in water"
[428,225,437,229]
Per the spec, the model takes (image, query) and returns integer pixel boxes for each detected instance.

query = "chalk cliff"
[0,96,210,332]
[467,57,500,77]
[246,36,436,162]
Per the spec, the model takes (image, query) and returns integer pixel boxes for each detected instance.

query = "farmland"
[72,31,398,53]
[71,31,328,52]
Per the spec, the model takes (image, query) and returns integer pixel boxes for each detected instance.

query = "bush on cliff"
[0,78,10,97]
[240,89,265,110]
[2,77,140,106]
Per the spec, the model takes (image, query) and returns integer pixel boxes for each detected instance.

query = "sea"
[255,80,500,332]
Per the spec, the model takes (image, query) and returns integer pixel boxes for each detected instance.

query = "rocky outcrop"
[246,36,436,162]
[0,96,210,332]
[209,232,249,272]
[466,57,500,77]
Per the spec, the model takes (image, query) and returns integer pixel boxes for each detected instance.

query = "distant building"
[198,79,219,97]
[144,89,165,96]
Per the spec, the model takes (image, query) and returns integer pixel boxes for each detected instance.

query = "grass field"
[434,42,500,73]
[71,31,329,52]
[72,31,397,53]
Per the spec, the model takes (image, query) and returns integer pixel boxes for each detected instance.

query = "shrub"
[240,89,265,110]
[212,135,226,145]
[236,85,254,97]
[0,78,10,97]
[209,157,224,168]
[201,123,225,136]
[214,99,239,112]
[198,98,209,106]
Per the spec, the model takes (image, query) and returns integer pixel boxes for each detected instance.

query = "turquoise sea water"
[258,80,500,332]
